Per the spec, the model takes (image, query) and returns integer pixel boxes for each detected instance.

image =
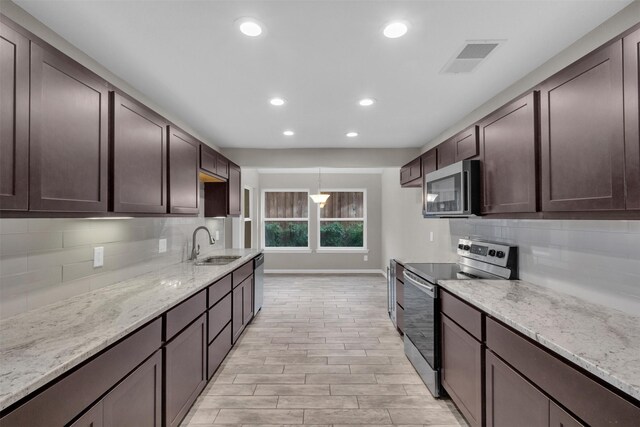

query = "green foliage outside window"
[320,221,364,247]
[265,221,308,247]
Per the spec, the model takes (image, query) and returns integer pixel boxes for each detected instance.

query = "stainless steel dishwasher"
[253,253,264,313]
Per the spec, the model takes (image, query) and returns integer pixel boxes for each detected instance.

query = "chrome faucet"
[190,226,216,261]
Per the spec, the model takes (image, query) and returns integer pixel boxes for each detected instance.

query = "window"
[318,190,366,249]
[262,190,309,249]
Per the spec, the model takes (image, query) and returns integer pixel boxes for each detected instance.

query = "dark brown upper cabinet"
[400,157,422,187]
[200,143,221,178]
[624,27,640,210]
[217,155,229,180]
[540,40,625,212]
[480,92,539,214]
[168,125,199,215]
[421,148,437,177]
[0,21,29,211]
[437,126,478,169]
[29,41,109,212]
[227,162,241,216]
[112,92,168,214]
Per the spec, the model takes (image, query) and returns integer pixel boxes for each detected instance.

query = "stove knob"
[458,244,464,250]
[463,245,470,251]
[496,251,505,258]
[488,249,496,257]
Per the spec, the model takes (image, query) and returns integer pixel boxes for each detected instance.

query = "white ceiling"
[14,0,631,149]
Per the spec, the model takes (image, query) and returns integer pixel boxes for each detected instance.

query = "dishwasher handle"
[255,254,264,266]
[403,270,436,298]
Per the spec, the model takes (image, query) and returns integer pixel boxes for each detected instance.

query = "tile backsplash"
[0,186,226,319]
[450,219,640,315]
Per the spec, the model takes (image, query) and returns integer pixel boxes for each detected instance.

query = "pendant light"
[309,168,330,208]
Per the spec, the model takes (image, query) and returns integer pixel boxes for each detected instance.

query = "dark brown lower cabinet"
[232,283,244,343]
[208,323,232,379]
[69,402,103,427]
[102,351,162,427]
[485,351,549,427]
[550,402,583,427]
[164,315,207,427]
[208,293,232,342]
[441,315,482,427]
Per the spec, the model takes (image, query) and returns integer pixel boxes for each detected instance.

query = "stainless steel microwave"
[423,160,480,217]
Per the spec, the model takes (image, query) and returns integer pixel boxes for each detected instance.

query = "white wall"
[380,169,456,271]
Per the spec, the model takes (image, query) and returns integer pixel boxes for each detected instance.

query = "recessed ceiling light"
[270,97,285,106]
[283,130,295,136]
[359,98,375,107]
[237,18,263,37]
[383,21,408,39]
[346,132,359,138]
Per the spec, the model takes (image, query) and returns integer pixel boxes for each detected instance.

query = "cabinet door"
[480,92,538,214]
[454,126,479,162]
[624,27,640,209]
[400,157,421,187]
[437,138,456,169]
[422,149,437,176]
[441,315,482,427]
[550,402,583,427]
[103,350,162,427]
[486,351,549,427]
[243,277,253,325]
[29,42,109,212]
[168,125,199,215]
[69,402,103,427]
[232,283,244,343]
[217,156,229,179]
[228,162,241,216]
[112,92,167,213]
[200,143,217,176]
[0,22,29,211]
[164,315,206,427]
[540,40,625,212]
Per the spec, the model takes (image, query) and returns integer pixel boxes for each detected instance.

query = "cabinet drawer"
[486,318,640,426]
[208,323,232,379]
[233,261,253,288]
[165,290,207,340]
[0,319,161,426]
[208,293,232,343]
[396,304,404,333]
[208,274,232,307]
[441,290,482,341]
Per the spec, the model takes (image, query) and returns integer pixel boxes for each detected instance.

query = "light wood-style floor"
[182,274,467,426]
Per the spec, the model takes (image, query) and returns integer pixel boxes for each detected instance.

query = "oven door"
[423,160,479,217]
[403,270,441,397]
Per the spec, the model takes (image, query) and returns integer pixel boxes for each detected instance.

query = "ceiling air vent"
[441,40,504,74]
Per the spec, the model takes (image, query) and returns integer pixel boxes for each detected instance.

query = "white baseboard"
[265,269,385,276]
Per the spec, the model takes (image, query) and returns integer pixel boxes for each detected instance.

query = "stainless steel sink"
[194,255,241,266]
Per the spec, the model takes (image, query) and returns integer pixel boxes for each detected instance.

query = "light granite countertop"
[0,248,261,411]
[438,279,640,402]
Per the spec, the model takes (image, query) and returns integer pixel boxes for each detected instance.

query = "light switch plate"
[93,246,104,268]
[159,238,167,253]
[429,231,434,242]
[215,230,220,241]
[364,255,368,261]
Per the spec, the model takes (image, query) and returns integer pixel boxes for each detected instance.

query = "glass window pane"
[265,192,308,218]
[265,221,308,247]
[320,192,363,219]
[320,221,364,247]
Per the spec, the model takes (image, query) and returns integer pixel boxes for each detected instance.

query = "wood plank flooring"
[181,274,467,426]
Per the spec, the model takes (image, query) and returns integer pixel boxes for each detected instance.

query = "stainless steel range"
[402,238,518,397]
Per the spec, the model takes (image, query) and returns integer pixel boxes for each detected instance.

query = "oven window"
[403,280,437,369]
[425,173,462,214]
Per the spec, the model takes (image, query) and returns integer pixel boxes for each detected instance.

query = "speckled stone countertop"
[438,279,640,402]
[0,248,261,411]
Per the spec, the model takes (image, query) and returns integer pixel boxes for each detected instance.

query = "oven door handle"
[403,271,436,297]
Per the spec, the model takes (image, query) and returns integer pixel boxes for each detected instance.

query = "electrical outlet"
[364,255,368,261]
[93,246,104,268]
[429,231,434,242]
[215,230,220,241]
[159,238,167,253]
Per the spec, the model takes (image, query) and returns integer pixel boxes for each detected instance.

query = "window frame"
[261,189,311,252]
[316,188,368,253]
